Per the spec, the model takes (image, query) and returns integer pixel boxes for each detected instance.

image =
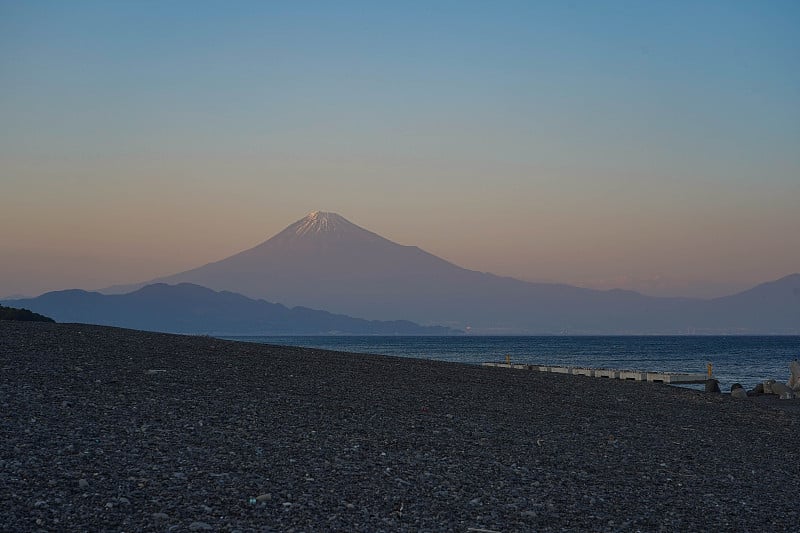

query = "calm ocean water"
[222,335,800,391]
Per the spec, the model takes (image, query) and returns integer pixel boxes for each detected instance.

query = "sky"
[2,1,799,299]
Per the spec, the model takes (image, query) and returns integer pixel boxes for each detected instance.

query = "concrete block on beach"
[731,388,748,399]
[770,382,795,399]
[789,359,800,391]
[731,384,748,399]
[646,372,707,384]
[705,379,721,393]
[619,370,647,381]
[481,363,706,385]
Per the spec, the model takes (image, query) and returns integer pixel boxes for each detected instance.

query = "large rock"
[730,383,747,399]
[705,379,721,394]
[731,387,748,400]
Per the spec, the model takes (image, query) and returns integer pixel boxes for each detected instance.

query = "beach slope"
[1,322,798,531]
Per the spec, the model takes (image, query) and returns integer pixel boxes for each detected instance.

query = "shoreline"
[2,321,799,531]
[225,333,799,393]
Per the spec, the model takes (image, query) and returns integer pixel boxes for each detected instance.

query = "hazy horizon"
[2,209,795,301]
[2,2,798,299]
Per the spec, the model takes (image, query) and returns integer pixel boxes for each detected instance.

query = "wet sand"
[2,321,798,532]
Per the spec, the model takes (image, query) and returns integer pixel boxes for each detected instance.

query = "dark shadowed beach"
[2,321,799,532]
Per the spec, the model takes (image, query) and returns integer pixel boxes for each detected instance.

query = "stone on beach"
[704,379,721,393]
[731,388,748,400]
[730,383,748,399]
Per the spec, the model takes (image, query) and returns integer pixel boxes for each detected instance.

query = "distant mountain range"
[101,211,799,334]
[2,283,456,335]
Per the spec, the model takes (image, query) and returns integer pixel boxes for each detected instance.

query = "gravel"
[2,321,799,532]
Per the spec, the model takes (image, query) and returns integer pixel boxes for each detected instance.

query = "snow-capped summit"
[292,211,352,236]
[267,211,390,246]
[99,211,800,334]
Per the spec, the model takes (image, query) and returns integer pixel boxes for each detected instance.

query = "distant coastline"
[225,333,800,391]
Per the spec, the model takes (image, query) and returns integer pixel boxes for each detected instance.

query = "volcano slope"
[2,321,798,532]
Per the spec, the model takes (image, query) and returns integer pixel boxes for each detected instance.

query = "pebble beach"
[2,321,799,532]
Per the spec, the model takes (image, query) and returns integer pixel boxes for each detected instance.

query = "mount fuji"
[104,211,800,334]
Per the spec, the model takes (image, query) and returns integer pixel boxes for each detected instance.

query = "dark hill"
[0,305,55,322]
[3,283,456,335]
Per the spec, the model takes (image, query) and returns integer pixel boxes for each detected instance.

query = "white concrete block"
[594,369,620,379]
[619,371,647,381]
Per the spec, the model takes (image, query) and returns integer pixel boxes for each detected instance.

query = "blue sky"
[1,1,798,297]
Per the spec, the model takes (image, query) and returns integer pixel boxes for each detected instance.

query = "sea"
[222,335,800,392]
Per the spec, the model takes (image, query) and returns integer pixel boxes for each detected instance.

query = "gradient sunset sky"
[2,1,798,298]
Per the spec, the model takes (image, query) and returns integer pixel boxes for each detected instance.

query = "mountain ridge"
[3,283,458,335]
[100,212,799,334]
